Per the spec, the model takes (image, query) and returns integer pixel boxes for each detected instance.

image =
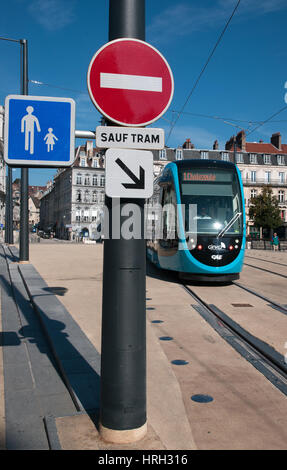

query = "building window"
[76,191,82,202]
[279,172,285,184]
[92,191,97,203]
[84,175,90,186]
[92,175,97,186]
[249,154,257,164]
[251,171,256,183]
[278,190,285,203]
[176,149,183,160]
[221,152,229,161]
[100,176,105,187]
[83,209,89,222]
[277,155,285,165]
[159,149,167,160]
[251,189,257,199]
[236,153,243,163]
[84,190,90,203]
[200,151,208,160]
[264,154,271,165]
[265,171,271,183]
[92,158,99,168]
[76,174,82,185]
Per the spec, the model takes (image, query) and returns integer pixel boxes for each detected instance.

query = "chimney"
[86,140,94,157]
[182,138,194,149]
[225,136,234,151]
[213,140,219,150]
[236,130,246,151]
[271,132,281,150]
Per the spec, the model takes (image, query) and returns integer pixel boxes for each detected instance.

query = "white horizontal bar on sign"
[100,73,162,92]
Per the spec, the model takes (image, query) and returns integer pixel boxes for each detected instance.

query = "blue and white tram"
[146,159,246,282]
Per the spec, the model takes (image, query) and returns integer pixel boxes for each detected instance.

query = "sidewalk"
[0,242,196,450]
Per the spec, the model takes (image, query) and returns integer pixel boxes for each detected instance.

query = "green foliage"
[249,186,282,230]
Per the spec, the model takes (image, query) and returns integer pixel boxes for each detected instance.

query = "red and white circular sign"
[87,38,174,127]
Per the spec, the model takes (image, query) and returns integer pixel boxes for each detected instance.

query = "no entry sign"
[87,38,174,127]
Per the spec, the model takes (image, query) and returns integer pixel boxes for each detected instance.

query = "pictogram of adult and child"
[21,106,58,154]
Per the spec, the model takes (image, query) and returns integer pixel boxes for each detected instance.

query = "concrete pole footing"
[99,421,147,444]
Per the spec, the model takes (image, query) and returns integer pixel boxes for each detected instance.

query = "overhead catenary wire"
[166,0,241,144]
[169,110,287,125]
[246,104,287,136]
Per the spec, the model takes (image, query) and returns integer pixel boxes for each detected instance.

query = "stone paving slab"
[18,262,102,414]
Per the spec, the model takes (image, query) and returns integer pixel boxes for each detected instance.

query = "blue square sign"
[4,95,75,167]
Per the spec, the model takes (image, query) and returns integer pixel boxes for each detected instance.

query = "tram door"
[159,183,178,255]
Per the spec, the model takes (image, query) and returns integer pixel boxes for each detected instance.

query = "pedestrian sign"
[4,95,75,167]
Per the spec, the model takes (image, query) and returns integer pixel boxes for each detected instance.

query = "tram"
[146,159,246,282]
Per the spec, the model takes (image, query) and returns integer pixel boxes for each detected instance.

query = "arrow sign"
[115,158,145,190]
[105,148,153,199]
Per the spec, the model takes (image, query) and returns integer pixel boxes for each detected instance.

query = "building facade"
[40,141,105,240]
[150,131,287,238]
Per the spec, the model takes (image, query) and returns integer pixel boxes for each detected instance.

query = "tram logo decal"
[211,254,223,260]
[208,242,226,250]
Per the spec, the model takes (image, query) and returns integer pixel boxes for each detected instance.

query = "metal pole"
[108,0,145,40]
[8,166,13,243]
[100,0,147,443]
[4,168,10,243]
[0,37,22,245]
[19,39,29,261]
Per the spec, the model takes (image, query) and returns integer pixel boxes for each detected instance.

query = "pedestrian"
[44,128,58,152]
[272,232,279,251]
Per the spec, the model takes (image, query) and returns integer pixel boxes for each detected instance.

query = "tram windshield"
[179,168,243,236]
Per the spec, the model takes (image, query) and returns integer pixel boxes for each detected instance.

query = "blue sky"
[1,0,287,186]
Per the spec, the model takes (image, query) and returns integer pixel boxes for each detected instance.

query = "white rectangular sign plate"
[105,148,154,199]
[96,126,164,150]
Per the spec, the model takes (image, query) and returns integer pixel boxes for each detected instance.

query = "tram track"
[181,283,287,396]
[245,255,287,268]
[233,281,287,316]
[243,262,287,279]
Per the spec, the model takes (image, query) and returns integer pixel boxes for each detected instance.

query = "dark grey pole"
[100,0,147,443]
[8,166,13,243]
[4,168,10,243]
[19,39,29,262]
[108,0,145,40]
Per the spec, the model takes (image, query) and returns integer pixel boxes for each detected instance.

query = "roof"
[228,141,287,155]
[73,145,104,168]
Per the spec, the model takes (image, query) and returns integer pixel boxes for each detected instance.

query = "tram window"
[179,168,243,235]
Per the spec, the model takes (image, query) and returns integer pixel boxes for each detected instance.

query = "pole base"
[99,421,147,444]
[18,260,30,264]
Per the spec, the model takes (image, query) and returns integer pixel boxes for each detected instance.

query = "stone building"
[40,141,105,240]
[150,130,287,238]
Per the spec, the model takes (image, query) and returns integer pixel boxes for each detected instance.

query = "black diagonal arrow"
[115,157,145,190]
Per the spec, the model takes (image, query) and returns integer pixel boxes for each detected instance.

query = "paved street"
[1,242,286,450]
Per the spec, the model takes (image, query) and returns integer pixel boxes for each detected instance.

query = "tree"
[249,186,282,237]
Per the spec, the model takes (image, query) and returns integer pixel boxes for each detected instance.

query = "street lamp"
[0,36,29,259]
